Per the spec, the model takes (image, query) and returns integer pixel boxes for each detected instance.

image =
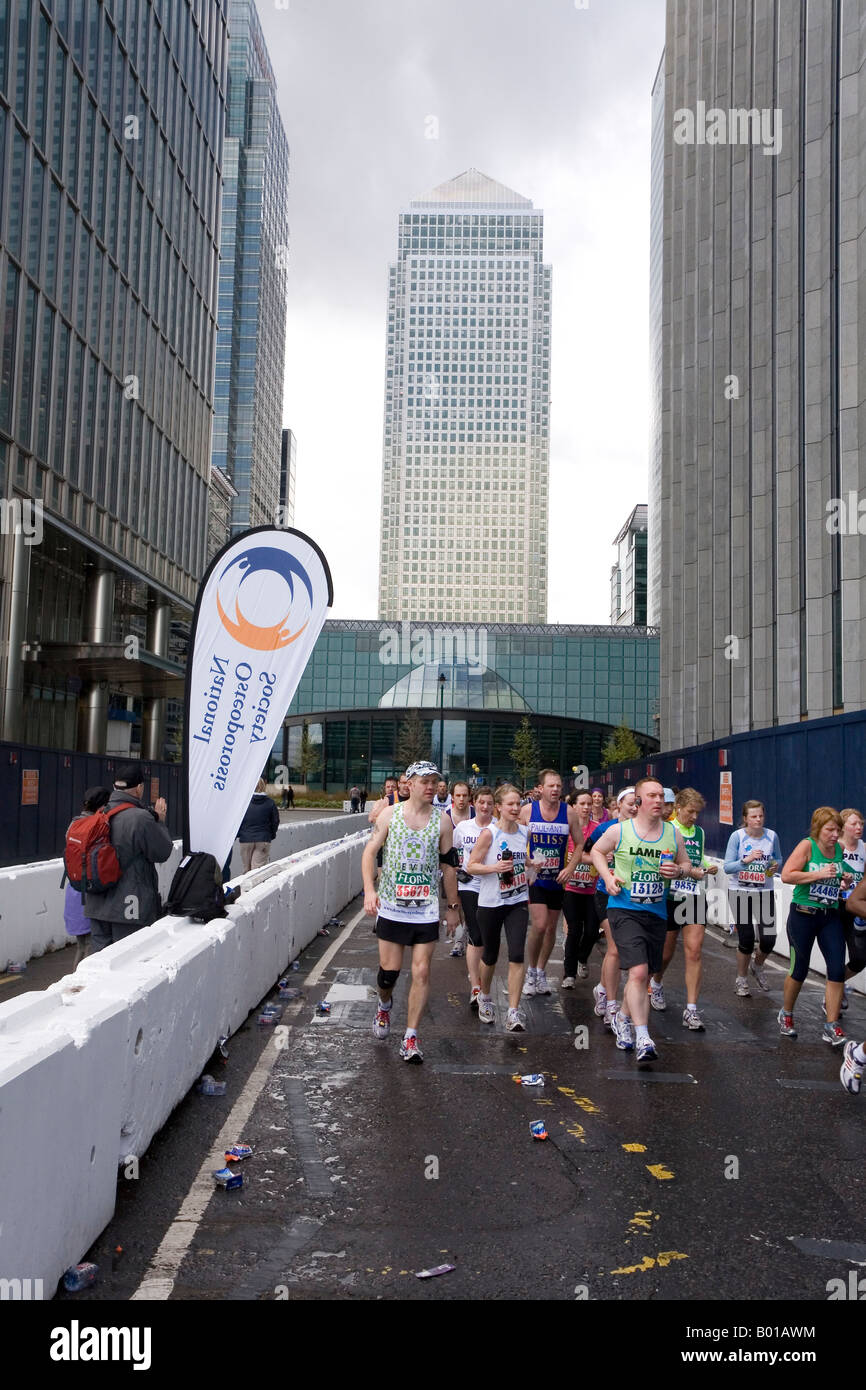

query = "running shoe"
[592,984,608,1018]
[477,995,495,1024]
[577,962,590,979]
[469,986,482,1011]
[777,1008,797,1037]
[604,1001,619,1031]
[822,1019,846,1047]
[749,960,770,992]
[735,976,751,998]
[649,980,667,1011]
[505,1008,526,1032]
[613,1011,635,1051]
[449,941,465,957]
[636,1039,658,1068]
[840,1040,862,1094]
[399,1035,424,1063]
[682,1007,705,1031]
[561,976,576,990]
[522,968,538,997]
[535,969,552,995]
[373,1006,391,1039]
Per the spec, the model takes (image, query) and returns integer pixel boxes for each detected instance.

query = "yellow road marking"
[622,1142,647,1152]
[557,1086,600,1114]
[646,1163,674,1180]
[610,1251,687,1275]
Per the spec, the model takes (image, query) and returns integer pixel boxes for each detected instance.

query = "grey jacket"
[84,788,174,926]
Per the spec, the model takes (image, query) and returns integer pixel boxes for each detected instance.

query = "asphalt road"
[52,893,866,1315]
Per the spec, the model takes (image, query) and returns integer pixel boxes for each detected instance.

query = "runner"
[520,770,581,996]
[445,781,475,955]
[453,786,495,1008]
[590,788,606,823]
[590,778,697,1066]
[468,783,534,1032]
[648,788,717,1029]
[662,788,676,820]
[362,761,460,1063]
[779,807,851,1044]
[838,808,866,1008]
[558,790,598,987]
[432,779,452,813]
[723,800,782,995]
[367,776,399,825]
[840,1038,866,1094]
[589,789,637,1030]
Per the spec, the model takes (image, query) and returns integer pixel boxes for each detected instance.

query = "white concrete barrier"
[705,860,864,994]
[0,813,367,969]
[0,827,368,1297]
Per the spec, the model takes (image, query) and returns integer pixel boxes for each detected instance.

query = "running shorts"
[528,883,565,910]
[607,907,668,974]
[375,915,440,947]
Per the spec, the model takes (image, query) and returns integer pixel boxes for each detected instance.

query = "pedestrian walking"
[237,778,280,872]
[85,763,173,952]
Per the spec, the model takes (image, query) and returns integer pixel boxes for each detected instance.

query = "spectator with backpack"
[63,786,110,968]
[82,762,173,951]
[236,778,280,872]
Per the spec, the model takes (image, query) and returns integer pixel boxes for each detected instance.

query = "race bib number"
[569,864,595,888]
[533,845,561,873]
[740,859,766,888]
[631,869,664,902]
[809,871,840,905]
[395,868,431,905]
[671,877,695,895]
[842,868,862,900]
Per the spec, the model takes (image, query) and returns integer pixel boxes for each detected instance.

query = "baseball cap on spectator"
[114,762,146,789]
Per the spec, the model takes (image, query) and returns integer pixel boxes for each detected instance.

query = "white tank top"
[477,824,529,908]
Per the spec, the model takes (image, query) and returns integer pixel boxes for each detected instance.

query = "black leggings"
[787,905,846,983]
[728,889,776,956]
[562,892,600,975]
[478,903,529,966]
[841,906,866,975]
[459,890,481,947]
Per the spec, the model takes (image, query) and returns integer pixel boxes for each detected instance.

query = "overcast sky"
[258,0,666,623]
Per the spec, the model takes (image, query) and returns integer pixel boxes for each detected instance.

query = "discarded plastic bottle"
[529,1120,549,1141]
[217,1035,229,1058]
[212,1166,243,1190]
[514,1073,545,1087]
[224,1143,253,1162]
[198,1074,227,1096]
[63,1262,98,1292]
[277,978,289,992]
[291,960,300,972]
[7,962,27,974]
[316,1001,331,1015]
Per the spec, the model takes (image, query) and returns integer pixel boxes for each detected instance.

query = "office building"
[211,0,288,534]
[647,52,664,628]
[378,169,552,624]
[610,504,648,626]
[279,426,296,527]
[0,0,228,756]
[657,1,866,747]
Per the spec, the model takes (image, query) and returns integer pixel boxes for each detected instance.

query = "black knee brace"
[377,966,399,992]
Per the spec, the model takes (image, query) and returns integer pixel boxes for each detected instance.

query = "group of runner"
[359,765,866,1090]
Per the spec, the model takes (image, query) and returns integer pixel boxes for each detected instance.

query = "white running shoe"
[522,968,538,997]
[735,976,751,998]
[535,970,552,995]
[469,985,482,1011]
[373,1005,391,1039]
[840,1040,862,1094]
[682,1007,705,1031]
[649,980,666,1011]
[577,962,590,979]
[477,995,495,1024]
[604,1001,619,1031]
[505,1008,526,1032]
[613,1011,635,1051]
[561,976,576,990]
[592,984,608,1018]
[749,960,770,992]
[399,1035,423,1063]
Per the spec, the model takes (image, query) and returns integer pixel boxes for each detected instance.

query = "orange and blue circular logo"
[216,547,314,651]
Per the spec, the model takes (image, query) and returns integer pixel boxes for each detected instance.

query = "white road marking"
[304,906,365,986]
[131,906,363,1300]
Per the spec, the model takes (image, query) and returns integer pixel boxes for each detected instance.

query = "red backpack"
[64,804,136,896]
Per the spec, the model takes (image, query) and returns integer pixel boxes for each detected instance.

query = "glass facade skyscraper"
[0,0,228,754]
[378,169,552,625]
[211,0,288,534]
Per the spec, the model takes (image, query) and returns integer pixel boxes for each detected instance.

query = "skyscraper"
[0,0,228,754]
[378,169,552,624]
[657,1,866,749]
[647,51,665,629]
[279,427,296,528]
[211,0,288,534]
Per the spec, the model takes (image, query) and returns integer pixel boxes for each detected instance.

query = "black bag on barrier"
[166,852,230,923]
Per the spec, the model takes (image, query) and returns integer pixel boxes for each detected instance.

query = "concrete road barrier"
[0,828,368,1296]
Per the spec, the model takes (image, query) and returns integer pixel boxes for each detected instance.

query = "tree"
[299,721,321,784]
[395,708,431,769]
[601,721,642,769]
[509,716,541,789]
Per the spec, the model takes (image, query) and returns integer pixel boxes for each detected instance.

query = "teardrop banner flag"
[183,526,333,866]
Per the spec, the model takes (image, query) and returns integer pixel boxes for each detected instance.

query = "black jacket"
[237,793,279,843]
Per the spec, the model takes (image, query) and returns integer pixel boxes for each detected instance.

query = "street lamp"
[438,671,446,774]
